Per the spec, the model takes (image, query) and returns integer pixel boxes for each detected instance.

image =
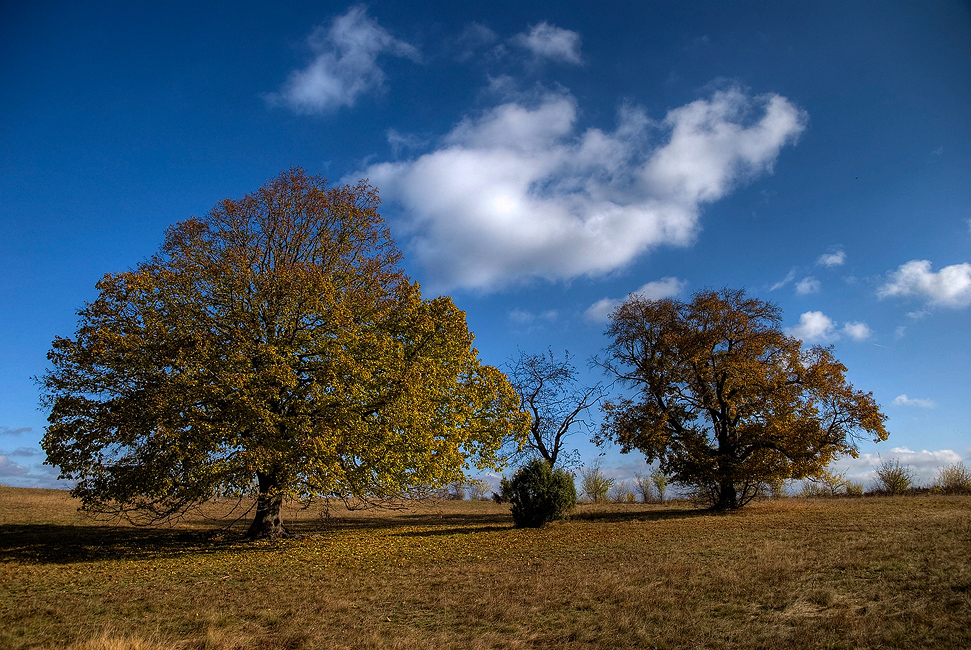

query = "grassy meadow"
[1,486,969,649]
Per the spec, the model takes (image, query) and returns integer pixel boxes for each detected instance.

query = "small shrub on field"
[802,470,850,497]
[609,480,636,503]
[466,479,490,501]
[579,463,614,503]
[633,473,655,502]
[845,481,864,497]
[650,469,669,502]
[932,462,971,494]
[501,458,576,527]
[871,459,915,495]
[761,475,789,499]
[800,480,826,498]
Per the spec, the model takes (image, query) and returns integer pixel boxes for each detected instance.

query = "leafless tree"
[506,349,604,469]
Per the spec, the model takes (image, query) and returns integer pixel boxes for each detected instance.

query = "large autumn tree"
[598,288,887,510]
[40,169,528,538]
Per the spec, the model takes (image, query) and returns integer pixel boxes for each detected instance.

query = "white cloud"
[362,87,806,291]
[787,311,872,344]
[878,259,971,308]
[892,394,935,408]
[817,249,846,267]
[267,5,419,114]
[512,22,582,64]
[832,447,962,485]
[584,277,687,323]
[0,426,31,436]
[787,311,837,343]
[841,321,871,341]
[795,276,820,295]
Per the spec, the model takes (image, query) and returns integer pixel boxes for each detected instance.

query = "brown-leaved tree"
[598,288,887,509]
[40,169,527,538]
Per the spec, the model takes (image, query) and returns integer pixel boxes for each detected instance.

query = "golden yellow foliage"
[40,169,528,537]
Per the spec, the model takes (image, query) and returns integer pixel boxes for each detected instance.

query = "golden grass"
[1,488,969,649]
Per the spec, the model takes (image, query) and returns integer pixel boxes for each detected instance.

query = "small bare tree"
[506,349,604,468]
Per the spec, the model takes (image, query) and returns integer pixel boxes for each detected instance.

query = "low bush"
[579,463,614,503]
[932,462,971,494]
[501,458,577,528]
[845,481,864,497]
[650,469,669,502]
[871,459,915,495]
[609,481,636,503]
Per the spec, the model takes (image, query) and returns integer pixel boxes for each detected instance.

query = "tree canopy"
[598,288,887,509]
[41,169,528,538]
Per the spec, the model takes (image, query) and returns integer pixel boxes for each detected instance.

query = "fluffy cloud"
[878,259,971,308]
[364,87,806,291]
[892,394,935,408]
[787,311,871,343]
[841,321,871,341]
[795,276,820,295]
[267,5,419,114]
[512,22,582,64]
[788,311,836,343]
[584,277,687,323]
[817,249,846,267]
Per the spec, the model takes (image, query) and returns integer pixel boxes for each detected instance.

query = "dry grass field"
[1,486,969,649]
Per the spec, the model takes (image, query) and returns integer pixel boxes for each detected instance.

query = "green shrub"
[579,463,614,503]
[932,463,971,494]
[501,459,577,528]
[650,469,669,502]
[872,459,915,495]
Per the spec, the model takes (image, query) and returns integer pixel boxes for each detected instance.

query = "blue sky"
[2,1,969,490]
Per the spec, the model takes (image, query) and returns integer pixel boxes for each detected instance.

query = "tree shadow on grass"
[0,511,515,564]
[1,506,714,564]
[0,523,241,565]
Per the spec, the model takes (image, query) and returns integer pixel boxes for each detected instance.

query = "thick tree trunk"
[246,472,288,540]
[713,480,738,510]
